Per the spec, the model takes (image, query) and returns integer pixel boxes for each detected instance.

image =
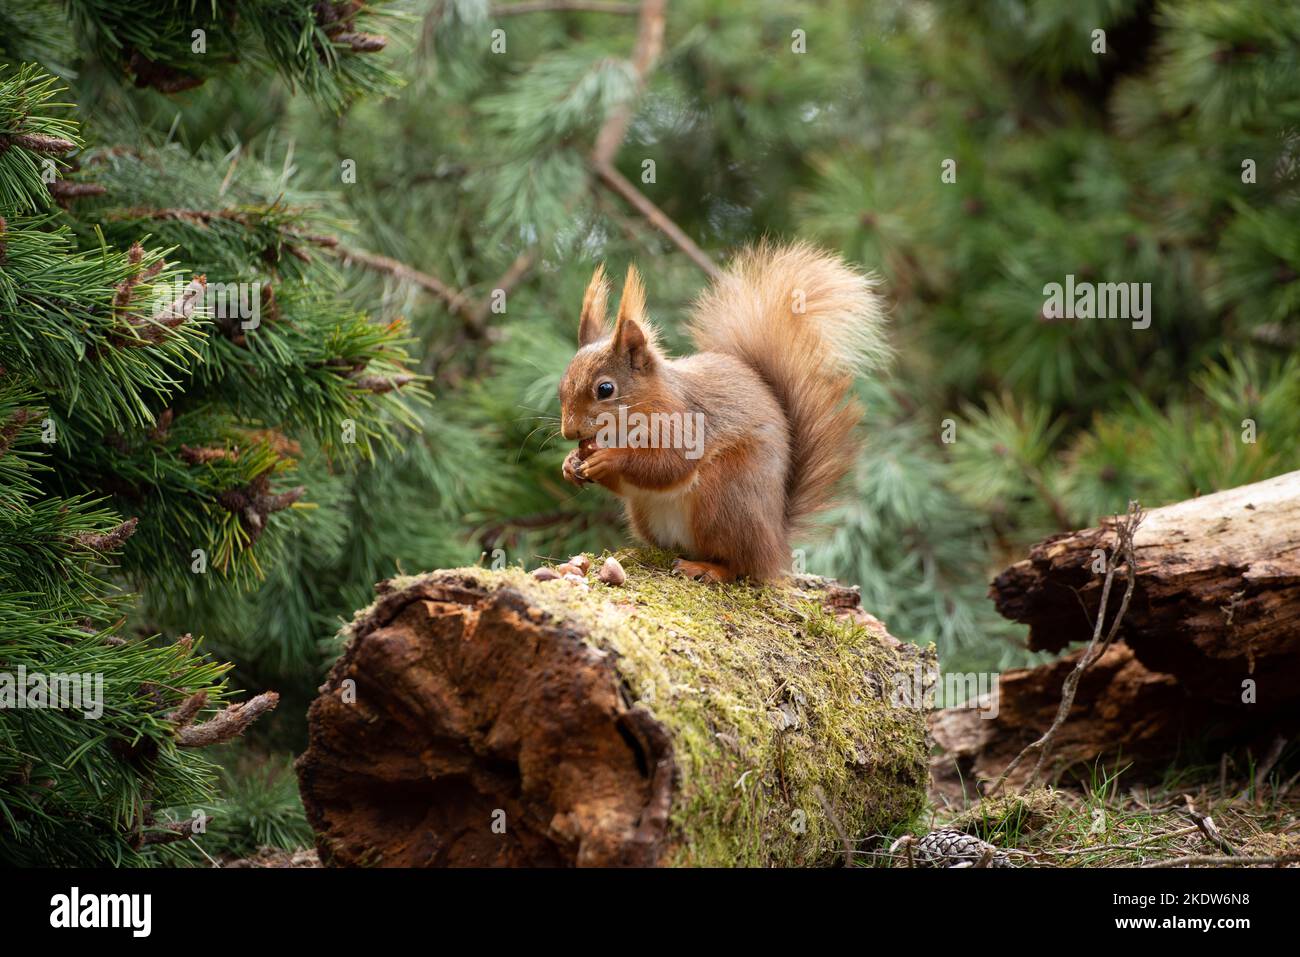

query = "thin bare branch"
[812,785,853,868]
[1251,735,1288,803]
[594,162,720,278]
[467,247,539,334]
[584,0,719,278]
[176,691,280,748]
[1184,795,1237,856]
[329,244,475,321]
[987,501,1145,795]
[591,0,668,166]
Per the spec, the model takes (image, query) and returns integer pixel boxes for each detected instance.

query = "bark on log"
[992,469,1300,711]
[296,550,933,867]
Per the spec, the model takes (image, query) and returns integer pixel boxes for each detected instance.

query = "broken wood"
[992,469,1300,711]
[986,501,1143,795]
[929,643,1251,794]
[296,551,932,866]
[933,471,1300,796]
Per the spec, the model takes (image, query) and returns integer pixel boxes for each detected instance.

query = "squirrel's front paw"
[575,447,619,485]
[562,448,589,486]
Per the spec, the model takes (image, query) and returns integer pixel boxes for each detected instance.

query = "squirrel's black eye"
[596,381,615,400]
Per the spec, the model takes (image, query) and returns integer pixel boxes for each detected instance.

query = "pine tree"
[0,2,417,864]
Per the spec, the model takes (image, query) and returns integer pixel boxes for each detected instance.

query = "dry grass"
[860,763,1300,868]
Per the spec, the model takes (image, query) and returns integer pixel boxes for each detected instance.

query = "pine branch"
[332,242,539,340]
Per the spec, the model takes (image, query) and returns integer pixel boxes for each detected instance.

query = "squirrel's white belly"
[626,485,695,551]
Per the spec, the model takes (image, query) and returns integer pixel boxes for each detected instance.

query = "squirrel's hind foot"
[671,558,735,584]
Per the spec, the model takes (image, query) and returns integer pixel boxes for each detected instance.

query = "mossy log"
[295,550,933,867]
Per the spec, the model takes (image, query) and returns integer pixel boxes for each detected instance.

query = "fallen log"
[992,469,1300,711]
[933,471,1300,795]
[296,550,933,867]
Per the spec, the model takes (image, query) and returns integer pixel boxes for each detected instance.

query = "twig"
[593,162,720,279]
[167,691,208,730]
[812,785,853,868]
[71,517,138,552]
[334,241,537,341]
[1252,735,1288,803]
[1280,766,1300,800]
[330,244,475,321]
[176,691,279,747]
[987,501,1145,795]
[0,131,77,153]
[467,247,539,334]
[1038,824,1200,857]
[1184,795,1237,856]
[591,0,667,167]
[138,817,205,847]
[584,0,720,279]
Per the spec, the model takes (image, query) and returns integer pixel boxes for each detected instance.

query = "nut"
[569,554,591,575]
[597,556,626,586]
[531,567,560,581]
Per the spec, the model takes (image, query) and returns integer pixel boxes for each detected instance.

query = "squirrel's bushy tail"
[688,241,888,533]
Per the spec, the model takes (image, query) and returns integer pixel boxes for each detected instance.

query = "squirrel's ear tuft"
[615,264,647,330]
[578,264,611,346]
[613,265,655,370]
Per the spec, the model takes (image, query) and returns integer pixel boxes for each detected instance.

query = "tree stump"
[296,550,933,867]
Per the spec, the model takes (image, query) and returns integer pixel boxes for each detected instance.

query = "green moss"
[949,787,1065,843]
[376,547,933,867]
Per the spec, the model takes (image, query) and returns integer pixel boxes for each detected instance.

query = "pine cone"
[896,828,1015,868]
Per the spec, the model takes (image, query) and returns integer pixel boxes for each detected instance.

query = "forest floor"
[870,767,1300,868]
[221,761,1300,868]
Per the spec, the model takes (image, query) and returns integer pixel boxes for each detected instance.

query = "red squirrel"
[559,242,887,583]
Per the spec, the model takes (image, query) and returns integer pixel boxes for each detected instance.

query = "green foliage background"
[0,0,1296,864]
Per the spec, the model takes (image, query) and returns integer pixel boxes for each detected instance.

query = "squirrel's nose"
[561,421,577,441]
